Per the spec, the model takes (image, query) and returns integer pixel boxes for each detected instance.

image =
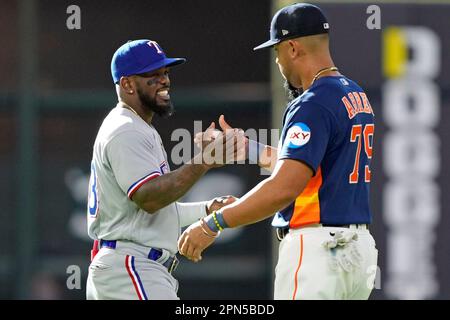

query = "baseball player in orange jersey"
[86,39,245,300]
[178,3,378,300]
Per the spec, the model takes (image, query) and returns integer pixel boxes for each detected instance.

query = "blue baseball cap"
[254,3,329,51]
[111,39,186,84]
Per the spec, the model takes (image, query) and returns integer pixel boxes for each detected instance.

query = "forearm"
[213,160,312,229]
[132,162,209,213]
[177,201,208,227]
[248,139,278,172]
[259,145,278,172]
[221,177,296,228]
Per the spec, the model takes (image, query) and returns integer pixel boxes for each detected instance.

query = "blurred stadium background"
[0,0,449,299]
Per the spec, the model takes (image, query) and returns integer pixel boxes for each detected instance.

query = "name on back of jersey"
[341,92,374,119]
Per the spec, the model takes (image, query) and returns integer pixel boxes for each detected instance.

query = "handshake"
[191,115,248,168]
[178,194,237,263]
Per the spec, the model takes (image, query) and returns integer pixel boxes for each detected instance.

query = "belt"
[276,224,369,241]
[276,227,290,241]
[322,224,368,229]
[100,240,179,273]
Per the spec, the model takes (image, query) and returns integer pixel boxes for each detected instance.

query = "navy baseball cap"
[254,3,329,51]
[111,39,186,84]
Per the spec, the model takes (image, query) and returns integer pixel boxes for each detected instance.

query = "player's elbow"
[131,193,161,214]
[139,200,163,214]
[131,184,168,214]
[278,187,300,205]
[144,206,158,214]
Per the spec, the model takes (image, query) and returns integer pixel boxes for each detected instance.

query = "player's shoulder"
[293,75,365,114]
[96,106,153,144]
[310,75,362,98]
[288,88,333,119]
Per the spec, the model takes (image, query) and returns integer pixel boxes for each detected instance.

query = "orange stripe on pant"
[292,234,304,300]
[290,167,323,228]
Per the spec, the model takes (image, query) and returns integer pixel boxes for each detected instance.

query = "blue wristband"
[205,210,229,232]
[205,214,220,233]
[215,210,229,229]
[248,139,265,164]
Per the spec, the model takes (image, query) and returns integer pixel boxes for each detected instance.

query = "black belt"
[100,240,179,273]
[276,224,369,241]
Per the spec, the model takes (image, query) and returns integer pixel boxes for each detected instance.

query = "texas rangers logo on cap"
[286,122,311,149]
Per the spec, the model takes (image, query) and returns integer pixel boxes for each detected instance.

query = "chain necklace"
[311,66,339,86]
[121,102,139,117]
[120,101,159,147]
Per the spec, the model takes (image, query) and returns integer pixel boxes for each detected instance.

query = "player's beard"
[283,79,302,102]
[137,88,174,118]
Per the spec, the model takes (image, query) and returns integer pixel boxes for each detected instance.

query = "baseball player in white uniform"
[86,39,244,300]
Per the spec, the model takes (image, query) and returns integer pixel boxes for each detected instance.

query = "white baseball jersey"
[87,102,206,256]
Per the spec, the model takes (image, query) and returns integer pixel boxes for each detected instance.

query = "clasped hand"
[178,195,237,262]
